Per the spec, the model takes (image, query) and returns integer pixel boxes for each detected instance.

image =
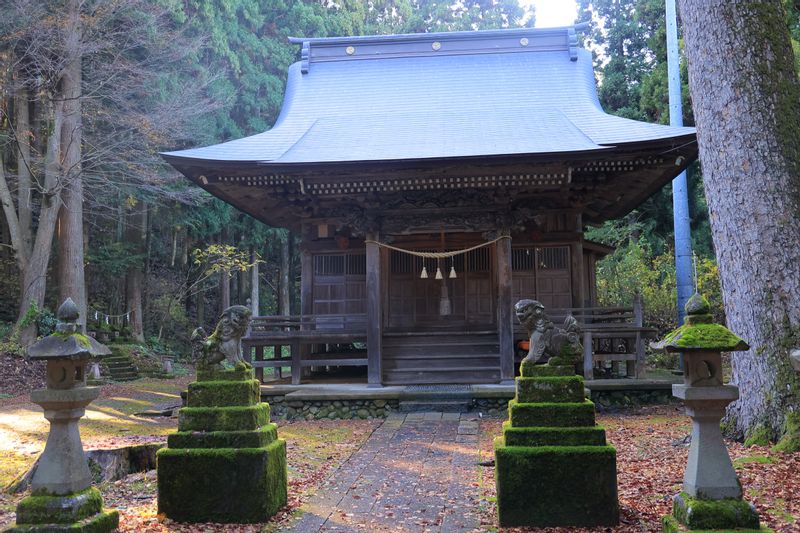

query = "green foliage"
[579,0,714,260]
[12,301,58,343]
[192,244,256,276]
[0,321,12,341]
[87,243,145,278]
[149,294,192,349]
[588,235,723,334]
[743,424,773,447]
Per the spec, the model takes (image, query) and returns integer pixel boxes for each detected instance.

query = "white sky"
[521,0,579,28]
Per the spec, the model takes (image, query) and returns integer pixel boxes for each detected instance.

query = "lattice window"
[314,254,344,276]
[536,246,569,270]
[512,248,536,271]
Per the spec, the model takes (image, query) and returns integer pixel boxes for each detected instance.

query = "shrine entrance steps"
[381,331,501,385]
[399,384,473,412]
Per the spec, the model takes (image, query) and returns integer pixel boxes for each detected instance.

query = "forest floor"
[0,372,798,532]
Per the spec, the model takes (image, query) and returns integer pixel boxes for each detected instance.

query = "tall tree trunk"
[14,90,32,252]
[219,230,231,312]
[57,0,86,328]
[250,248,259,316]
[9,98,65,345]
[125,200,146,342]
[196,291,205,328]
[220,271,231,311]
[678,0,800,449]
[280,233,290,316]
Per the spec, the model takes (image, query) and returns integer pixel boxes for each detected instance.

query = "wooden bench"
[243,314,367,384]
[513,296,657,380]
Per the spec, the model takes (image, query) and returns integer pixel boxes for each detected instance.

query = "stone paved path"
[285,412,488,533]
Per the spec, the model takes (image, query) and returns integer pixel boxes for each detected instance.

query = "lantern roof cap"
[653,293,750,353]
[28,298,112,360]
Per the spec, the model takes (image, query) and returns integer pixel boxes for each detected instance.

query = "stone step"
[399,400,472,413]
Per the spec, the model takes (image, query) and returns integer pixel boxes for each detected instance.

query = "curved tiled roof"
[162,26,695,167]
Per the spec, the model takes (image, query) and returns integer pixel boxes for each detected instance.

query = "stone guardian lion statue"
[191,305,253,369]
[514,299,582,366]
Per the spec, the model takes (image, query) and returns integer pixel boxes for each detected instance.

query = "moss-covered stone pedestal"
[494,361,619,527]
[662,493,767,532]
[157,365,287,523]
[6,488,119,533]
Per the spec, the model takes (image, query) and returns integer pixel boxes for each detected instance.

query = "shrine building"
[162,25,697,386]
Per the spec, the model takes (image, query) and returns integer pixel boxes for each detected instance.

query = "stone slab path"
[284,412,489,533]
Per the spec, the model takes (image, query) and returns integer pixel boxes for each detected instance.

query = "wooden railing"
[248,313,368,334]
[243,314,368,384]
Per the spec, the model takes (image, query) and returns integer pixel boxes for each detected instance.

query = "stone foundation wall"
[472,398,511,417]
[262,388,676,420]
[264,396,399,420]
[591,389,676,410]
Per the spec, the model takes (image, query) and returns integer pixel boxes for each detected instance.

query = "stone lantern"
[655,293,768,532]
[5,298,119,533]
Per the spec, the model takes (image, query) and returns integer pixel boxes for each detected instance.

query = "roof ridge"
[290,24,590,73]
[288,23,589,46]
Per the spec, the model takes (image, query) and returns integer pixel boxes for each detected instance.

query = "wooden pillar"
[633,292,645,378]
[496,235,514,383]
[300,249,313,316]
[570,213,586,308]
[366,233,383,387]
[298,249,313,382]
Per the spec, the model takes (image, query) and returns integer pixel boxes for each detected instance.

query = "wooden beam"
[366,233,383,386]
[496,235,515,382]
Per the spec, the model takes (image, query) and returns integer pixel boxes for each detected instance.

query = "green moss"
[673,492,760,530]
[519,362,574,377]
[187,379,260,407]
[178,403,270,432]
[494,440,618,527]
[51,332,92,349]
[662,514,771,533]
[157,439,287,523]
[660,322,748,352]
[502,421,607,447]
[17,487,103,525]
[197,366,254,382]
[733,455,775,468]
[7,510,120,533]
[167,424,278,449]
[774,411,800,452]
[743,424,773,447]
[508,399,597,428]
[516,376,584,403]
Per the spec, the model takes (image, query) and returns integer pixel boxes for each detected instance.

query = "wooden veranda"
[242,295,657,385]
